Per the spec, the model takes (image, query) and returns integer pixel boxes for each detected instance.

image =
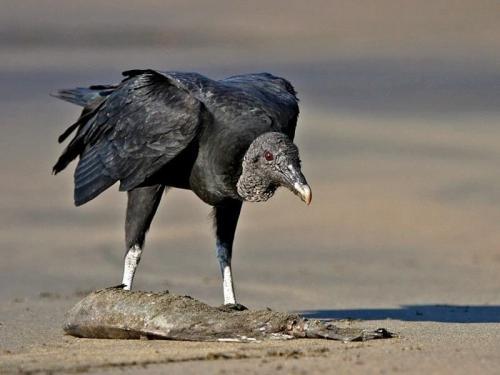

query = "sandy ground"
[1,1,500,373]
[3,295,500,374]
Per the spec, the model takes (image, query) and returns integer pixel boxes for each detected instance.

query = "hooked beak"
[283,165,312,205]
[294,182,312,205]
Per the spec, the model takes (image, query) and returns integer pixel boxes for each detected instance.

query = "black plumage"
[53,69,310,305]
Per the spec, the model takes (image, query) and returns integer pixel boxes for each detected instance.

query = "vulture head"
[237,132,312,205]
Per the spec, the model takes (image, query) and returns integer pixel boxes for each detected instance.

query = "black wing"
[155,71,299,140]
[54,70,203,206]
[220,72,300,140]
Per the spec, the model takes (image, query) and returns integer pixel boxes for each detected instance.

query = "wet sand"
[1,1,500,373]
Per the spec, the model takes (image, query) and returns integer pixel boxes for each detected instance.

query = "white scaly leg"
[222,264,236,305]
[214,201,242,306]
[122,245,142,290]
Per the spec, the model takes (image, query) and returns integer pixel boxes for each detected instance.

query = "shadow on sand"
[299,305,500,323]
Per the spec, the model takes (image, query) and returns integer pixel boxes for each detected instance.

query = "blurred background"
[1,0,499,310]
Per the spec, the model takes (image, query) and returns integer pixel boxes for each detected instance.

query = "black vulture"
[52,69,311,306]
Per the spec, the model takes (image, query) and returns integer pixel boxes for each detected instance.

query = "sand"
[1,1,500,373]
[2,296,500,374]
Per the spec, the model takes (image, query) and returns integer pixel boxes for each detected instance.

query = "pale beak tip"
[304,188,312,205]
[294,183,312,206]
[306,195,312,205]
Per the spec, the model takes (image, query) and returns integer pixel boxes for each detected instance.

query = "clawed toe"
[220,303,248,311]
[109,284,127,290]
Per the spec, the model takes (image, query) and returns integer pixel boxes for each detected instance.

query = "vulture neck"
[236,164,275,202]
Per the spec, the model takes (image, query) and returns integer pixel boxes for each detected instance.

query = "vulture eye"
[264,151,274,161]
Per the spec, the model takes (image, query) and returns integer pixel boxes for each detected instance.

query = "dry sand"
[1,1,500,373]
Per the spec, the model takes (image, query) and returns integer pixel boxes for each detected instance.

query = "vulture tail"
[50,85,116,107]
[52,84,116,173]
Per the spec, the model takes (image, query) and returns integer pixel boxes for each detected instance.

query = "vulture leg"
[122,184,165,290]
[214,200,242,305]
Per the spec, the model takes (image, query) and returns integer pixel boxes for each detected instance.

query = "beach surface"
[1,1,500,373]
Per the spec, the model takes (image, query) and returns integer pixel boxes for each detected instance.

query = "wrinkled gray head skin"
[237,132,312,204]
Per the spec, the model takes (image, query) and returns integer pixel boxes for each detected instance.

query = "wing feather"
[55,70,203,206]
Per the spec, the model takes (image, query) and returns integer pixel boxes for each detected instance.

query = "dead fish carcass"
[64,288,392,342]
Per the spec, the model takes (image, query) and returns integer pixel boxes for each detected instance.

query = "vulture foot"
[219,303,248,311]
